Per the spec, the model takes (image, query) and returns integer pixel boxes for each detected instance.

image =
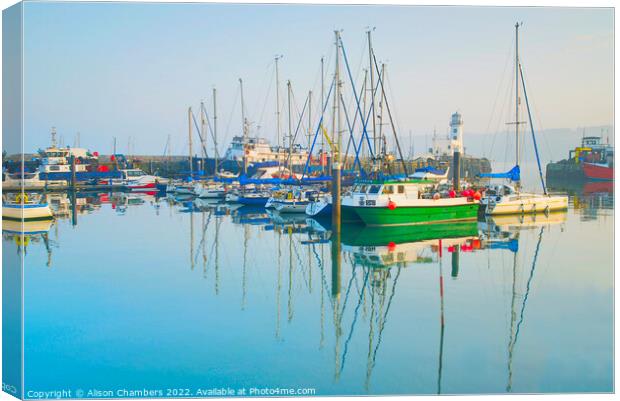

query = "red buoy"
[388,201,397,210]
[387,241,396,251]
[473,191,482,201]
[448,189,456,198]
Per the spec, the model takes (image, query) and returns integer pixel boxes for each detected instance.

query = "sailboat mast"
[200,101,207,163]
[240,78,248,175]
[515,22,520,169]
[287,80,293,173]
[213,87,218,175]
[321,57,325,174]
[275,55,283,152]
[188,107,193,178]
[331,30,342,234]
[308,90,312,150]
[367,29,377,159]
[378,63,386,157]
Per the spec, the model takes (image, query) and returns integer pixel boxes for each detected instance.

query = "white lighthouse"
[449,111,464,154]
[430,111,465,156]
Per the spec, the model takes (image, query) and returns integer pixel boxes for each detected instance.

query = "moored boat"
[348,179,479,227]
[237,191,271,206]
[305,193,332,217]
[2,193,54,221]
[480,23,568,216]
[481,184,568,215]
[194,182,226,199]
[583,162,613,181]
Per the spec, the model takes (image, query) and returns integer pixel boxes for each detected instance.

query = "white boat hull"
[483,194,568,216]
[274,201,309,213]
[3,204,54,221]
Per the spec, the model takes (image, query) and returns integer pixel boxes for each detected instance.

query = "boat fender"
[473,191,482,201]
[387,242,396,251]
[448,190,456,198]
[433,193,440,200]
[387,200,397,210]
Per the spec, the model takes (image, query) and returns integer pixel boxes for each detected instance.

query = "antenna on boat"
[51,127,57,148]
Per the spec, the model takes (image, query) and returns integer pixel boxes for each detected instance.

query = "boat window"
[368,185,382,194]
[397,185,405,194]
[382,185,394,194]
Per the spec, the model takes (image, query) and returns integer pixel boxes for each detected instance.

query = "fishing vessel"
[480,23,568,216]
[583,160,613,181]
[577,135,613,181]
[2,192,54,221]
[347,179,479,227]
[546,134,613,182]
[223,136,309,167]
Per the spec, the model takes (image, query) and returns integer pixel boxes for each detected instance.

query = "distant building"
[431,111,464,156]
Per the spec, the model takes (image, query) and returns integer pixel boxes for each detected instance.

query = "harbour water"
[6,187,613,396]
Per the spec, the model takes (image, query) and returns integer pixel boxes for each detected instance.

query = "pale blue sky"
[19,2,613,156]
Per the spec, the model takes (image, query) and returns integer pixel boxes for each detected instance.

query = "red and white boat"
[583,162,613,181]
[119,169,161,191]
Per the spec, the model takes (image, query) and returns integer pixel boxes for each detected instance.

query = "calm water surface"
[5,186,613,396]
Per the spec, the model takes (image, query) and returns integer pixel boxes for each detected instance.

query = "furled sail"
[479,165,520,181]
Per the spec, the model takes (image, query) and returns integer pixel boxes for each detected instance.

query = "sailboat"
[480,23,568,216]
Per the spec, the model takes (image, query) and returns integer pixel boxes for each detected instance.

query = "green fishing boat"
[346,180,479,226]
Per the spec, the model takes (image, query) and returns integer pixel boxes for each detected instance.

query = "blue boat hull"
[238,196,269,206]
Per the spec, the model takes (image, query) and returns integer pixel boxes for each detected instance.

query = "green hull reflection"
[341,220,479,247]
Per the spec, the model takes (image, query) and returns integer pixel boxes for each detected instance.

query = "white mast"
[200,100,207,163]
[275,55,283,152]
[367,28,377,159]
[321,56,325,174]
[308,90,312,150]
[188,107,193,178]
[239,78,248,175]
[287,80,293,173]
[213,87,218,174]
[515,22,520,168]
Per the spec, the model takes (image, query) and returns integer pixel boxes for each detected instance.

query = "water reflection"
[5,187,613,394]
